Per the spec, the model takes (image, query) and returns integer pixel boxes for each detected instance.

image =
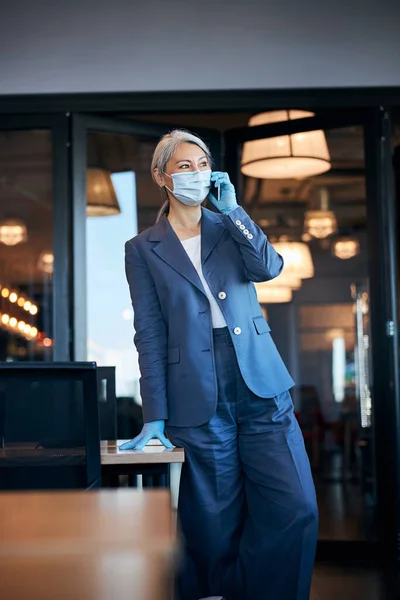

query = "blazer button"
[218,291,226,300]
[243,229,249,235]
[233,327,242,335]
[247,233,253,240]
[240,224,245,230]
[235,220,242,226]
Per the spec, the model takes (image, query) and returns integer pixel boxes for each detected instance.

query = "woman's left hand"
[209,171,238,215]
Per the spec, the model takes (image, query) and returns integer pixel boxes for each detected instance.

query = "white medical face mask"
[164,169,211,206]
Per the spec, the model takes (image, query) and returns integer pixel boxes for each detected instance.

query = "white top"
[180,235,227,329]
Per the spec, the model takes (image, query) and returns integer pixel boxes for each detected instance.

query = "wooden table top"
[101,439,185,465]
[0,440,185,466]
[0,489,173,552]
[0,490,176,600]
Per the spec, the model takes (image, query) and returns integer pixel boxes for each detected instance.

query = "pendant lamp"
[241,110,331,180]
[87,168,121,216]
[37,251,54,274]
[0,218,28,246]
[273,240,314,279]
[304,187,337,239]
[333,237,359,260]
[255,282,293,304]
[268,271,302,290]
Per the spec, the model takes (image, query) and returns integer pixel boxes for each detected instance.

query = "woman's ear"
[153,168,165,188]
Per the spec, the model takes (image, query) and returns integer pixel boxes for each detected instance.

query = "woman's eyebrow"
[175,155,207,164]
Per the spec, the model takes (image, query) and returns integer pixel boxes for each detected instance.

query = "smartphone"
[209,180,220,201]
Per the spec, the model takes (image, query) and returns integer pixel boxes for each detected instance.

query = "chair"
[0,362,101,491]
[97,366,117,440]
[117,396,143,440]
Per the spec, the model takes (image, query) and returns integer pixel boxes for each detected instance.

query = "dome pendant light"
[86,168,121,217]
[37,251,54,274]
[273,240,315,279]
[241,110,331,180]
[333,237,360,260]
[304,187,337,239]
[0,218,28,246]
[255,282,293,304]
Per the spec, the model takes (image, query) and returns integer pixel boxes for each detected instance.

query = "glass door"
[0,115,70,362]
[70,109,400,559]
[224,108,400,559]
[71,114,221,402]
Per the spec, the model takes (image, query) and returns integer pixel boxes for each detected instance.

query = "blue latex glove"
[209,171,238,215]
[119,420,174,451]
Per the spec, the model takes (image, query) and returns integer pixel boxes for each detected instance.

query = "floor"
[316,479,372,541]
[311,565,399,600]
[312,449,376,542]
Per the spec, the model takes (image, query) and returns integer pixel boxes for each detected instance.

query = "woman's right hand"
[119,420,175,451]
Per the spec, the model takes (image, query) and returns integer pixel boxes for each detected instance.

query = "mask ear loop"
[162,172,173,195]
[218,184,220,202]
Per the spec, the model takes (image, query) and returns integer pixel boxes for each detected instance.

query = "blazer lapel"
[150,216,206,295]
[200,207,225,265]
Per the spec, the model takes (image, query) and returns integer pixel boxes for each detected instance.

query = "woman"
[122,130,318,600]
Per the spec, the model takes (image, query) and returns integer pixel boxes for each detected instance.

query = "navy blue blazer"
[125,206,294,427]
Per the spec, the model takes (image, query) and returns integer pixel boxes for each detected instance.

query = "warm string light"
[0,281,44,342]
[0,312,38,340]
[0,310,51,346]
[0,283,52,348]
[0,284,38,315]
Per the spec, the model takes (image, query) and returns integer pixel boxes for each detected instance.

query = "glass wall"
[84,114,379,539]
[86,168,138,398]
[0,107,395,549]
[243,125,376,541]
[85,132,161,411]
[0,130,53,361]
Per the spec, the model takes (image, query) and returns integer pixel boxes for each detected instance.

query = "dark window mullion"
[52,114,72,360]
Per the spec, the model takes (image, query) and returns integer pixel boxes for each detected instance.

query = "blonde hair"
[151,129,213,222]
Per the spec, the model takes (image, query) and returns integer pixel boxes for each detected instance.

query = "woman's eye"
[200,162,208,167]
[179,164,189,169]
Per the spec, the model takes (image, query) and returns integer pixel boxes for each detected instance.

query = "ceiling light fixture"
[241,110,331,180]
[86,168,121,217]
[273,240,315,279]
[304,187,337,239]
[37,251,54,274]
[333,237,360,260]
[0,218,28,246]
[269,271,302,290]
[255,282,293,304]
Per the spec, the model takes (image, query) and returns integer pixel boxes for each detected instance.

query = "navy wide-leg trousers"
[166,327,318,600]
